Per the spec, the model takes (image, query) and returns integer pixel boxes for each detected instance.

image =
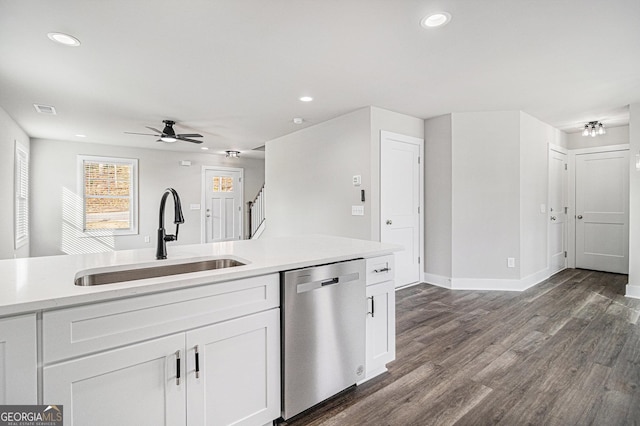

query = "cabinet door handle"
[367,296,375,317]
[176,350,181,385]
[373,267,390,273]
[195,345,200,379]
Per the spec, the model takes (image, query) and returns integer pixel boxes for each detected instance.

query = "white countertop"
[0,235,399,317]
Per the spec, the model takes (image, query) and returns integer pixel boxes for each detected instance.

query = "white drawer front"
[43,274,279,364]
[365,255,395,285]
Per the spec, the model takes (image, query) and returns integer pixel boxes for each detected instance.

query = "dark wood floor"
[284,269,640,426]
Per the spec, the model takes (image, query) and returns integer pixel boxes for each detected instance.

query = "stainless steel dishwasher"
[281,259,366,420]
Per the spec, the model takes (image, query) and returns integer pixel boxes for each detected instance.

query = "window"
[15,142,29,249]
[212,176,234,192]
[78,155,138,234]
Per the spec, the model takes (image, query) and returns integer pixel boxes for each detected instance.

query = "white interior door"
[575,150,629,274]
[204,167,243,242]
[548,148,568,273]
[380,131,423,288]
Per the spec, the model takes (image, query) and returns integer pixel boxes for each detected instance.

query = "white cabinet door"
[0,314,37,404]
[365,281,396,380]
[186,309,280,426]
[44,334,186,426]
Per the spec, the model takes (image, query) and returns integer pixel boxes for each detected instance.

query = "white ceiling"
[1,0,639,157]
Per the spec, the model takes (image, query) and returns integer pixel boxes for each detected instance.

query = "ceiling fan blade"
[146,126,164,134]
[177,137,203,144]
[176,133,203,138]
[125,131,160,136]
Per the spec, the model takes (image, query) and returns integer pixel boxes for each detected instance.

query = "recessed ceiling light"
[299,96,313,102]
[201,147,209,150]
[47,32,81,47]
[75,134,87,138]
[420,12,452,28]
[293,117,304,124]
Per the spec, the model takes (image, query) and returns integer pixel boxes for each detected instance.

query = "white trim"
[250,220,266,239]
[549,143,568,155]
[422,267,558,292]
[379,130,424,288]
[423,273,452,289]
[625,285,640,299]
[547,145,568,274]
[570,143,630,155]
[77,155,138,236]
[200,165,244,243]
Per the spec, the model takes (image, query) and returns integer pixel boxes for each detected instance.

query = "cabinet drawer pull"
[195,345,200,379]
[176,350,181,385]
[373,267,390,274]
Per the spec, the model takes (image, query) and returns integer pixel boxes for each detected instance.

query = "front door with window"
[203,167,243,242]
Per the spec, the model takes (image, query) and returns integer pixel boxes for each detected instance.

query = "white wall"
[519,112,563,278]
[30,138,264,257]
[451,111,522,280]
[265,108,372,239]
[627,106,640,296]
[424,114,453,278]
[0,107,30,259]
[566,125,629,150]
[424,111,568,288]
[264,106,423,241]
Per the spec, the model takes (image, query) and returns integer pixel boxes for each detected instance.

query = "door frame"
[379,130,424,287]
[200,165,244,243]
[567,144,629,268]
[548,143,568,274]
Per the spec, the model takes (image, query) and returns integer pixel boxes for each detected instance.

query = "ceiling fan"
[125,120,203,144]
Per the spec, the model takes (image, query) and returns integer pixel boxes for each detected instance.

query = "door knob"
[550,216,556,221]
[386,220,392,225]
[577,215,583,219]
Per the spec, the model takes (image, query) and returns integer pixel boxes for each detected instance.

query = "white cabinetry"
[0,314,37,404]
[42,274,280,426]
[363,255,396,381]
[43,334,186,426]
[187,310,280,426]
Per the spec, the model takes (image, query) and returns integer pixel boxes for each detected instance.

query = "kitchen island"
[0,235,398,426]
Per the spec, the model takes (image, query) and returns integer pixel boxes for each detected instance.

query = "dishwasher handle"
[296,271,360,293]
[321,277,339,286]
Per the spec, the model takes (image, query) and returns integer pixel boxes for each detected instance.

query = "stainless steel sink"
[75,258,246,286]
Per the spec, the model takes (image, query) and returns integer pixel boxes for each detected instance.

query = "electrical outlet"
[144,235,150,243]
[507,257,515,268]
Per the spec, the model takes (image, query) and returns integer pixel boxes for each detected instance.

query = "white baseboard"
[625,285,640,299]
[422,273,452,289]
[422,267,557,292]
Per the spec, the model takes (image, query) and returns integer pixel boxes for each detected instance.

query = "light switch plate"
[353,175,361,186]
[352,205,364,216]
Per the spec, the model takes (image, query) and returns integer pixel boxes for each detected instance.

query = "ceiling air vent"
[33,104,57,115]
